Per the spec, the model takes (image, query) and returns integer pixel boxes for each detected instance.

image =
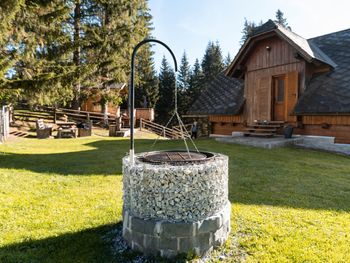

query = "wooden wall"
[295,116,350,143]
[209,115,242,123]
[295,124,350,144]
[243,36,305,124]
[211,122,244,135]
[209,115,244,135]
[82,96,119,114]
[302,116,350,125]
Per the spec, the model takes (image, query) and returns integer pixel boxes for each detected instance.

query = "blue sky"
[148,0,350,70]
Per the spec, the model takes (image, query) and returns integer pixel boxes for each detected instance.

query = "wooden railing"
[140,118,190,139]
[172,123,192,133]
[54,108,118,124]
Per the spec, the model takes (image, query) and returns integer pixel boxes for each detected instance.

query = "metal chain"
[148,72,199,156]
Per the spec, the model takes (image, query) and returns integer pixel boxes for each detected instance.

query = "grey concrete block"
[198,215,222,234]
[161,221,194,238]
[144,234,159,249]
[158,237,178,250]
[131,231,145,248]
[143,235,160,255]
[132,241,144,252]
[122,226,132,243]
[196,232,212,250]
[179,237,195,253]
[122,210,130,230]
[160,249,177,258]
[213,227,225,247]
[130,216,156,235]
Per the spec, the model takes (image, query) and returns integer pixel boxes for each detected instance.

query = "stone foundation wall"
[122,201,231,258]
[122,152,229,222]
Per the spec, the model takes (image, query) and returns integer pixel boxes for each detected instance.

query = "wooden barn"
[189,20,350,143]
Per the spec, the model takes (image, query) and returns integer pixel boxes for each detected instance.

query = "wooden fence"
[14,105,154,128]
[140,118,190,139]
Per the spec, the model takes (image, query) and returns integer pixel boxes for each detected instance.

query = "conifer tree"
[135,46,159,108]
[134,1,158,108]
[188,58,204,106]
[240,18,256,44]
[274,9,291,30]
[0,0,155,109]
[224,52,232,68]
[201,41,224,84]
[156,56,175,124]
[177,52,192,115]
[3,0,74,106]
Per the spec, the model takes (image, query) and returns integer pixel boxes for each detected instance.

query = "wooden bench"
[36,119,52,139]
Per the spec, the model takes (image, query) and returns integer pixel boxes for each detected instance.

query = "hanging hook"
[129,39,178,164]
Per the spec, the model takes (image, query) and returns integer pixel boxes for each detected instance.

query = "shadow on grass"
[0,139,156,176]
[0,223,120,263]
[0,222,189,263]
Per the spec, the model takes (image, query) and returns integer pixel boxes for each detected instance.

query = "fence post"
[87,112,90,122]
[54,108,57,124]
[163,127,165,138]
[139,118,142,131]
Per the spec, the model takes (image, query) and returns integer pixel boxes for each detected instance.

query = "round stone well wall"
[122,151,230,258]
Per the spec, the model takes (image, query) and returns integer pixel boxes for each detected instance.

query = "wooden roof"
[226,20,337,78]
[188,72,244,115]
[294,28,350,114]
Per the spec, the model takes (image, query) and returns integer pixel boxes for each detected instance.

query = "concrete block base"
[122,201,231,258]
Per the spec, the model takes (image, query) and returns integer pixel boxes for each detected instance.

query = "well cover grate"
[141,150,213,165]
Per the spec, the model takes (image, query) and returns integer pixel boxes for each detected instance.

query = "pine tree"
[188,58,204,106]
[224,52,232,68]
[86,0,153,113]
[240,18,256,44]
[134,1,158,108]
[201,41,224,84]
[3,0,75,107]
[274,9,291,30]
[156,56,175,124]
[177,52,192,115]
[135,45,159,108]
[0,0,154,109]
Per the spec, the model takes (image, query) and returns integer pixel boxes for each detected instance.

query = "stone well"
[122,151,230,258]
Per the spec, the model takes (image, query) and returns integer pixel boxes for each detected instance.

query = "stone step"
[243,132,275,137]
[249,124,282,128]
[254,120,284,125]
[244,128,277,132]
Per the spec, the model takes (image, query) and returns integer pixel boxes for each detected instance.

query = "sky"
[148,0,350,71]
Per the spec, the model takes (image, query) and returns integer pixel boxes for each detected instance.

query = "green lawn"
[0,136,349,262]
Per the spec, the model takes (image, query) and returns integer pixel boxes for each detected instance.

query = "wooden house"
[81,83,127,115]
[189,20,350,143]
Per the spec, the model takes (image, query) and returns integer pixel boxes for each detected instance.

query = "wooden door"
[272,76,285,121]
[255,76,271,121]
[285,71,298,122]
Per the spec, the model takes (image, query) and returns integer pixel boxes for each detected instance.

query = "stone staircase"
[243,120,284,137]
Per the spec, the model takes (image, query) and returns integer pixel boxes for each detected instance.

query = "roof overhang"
[226,23,337,78]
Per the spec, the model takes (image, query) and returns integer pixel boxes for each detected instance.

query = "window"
[274,76,285,102]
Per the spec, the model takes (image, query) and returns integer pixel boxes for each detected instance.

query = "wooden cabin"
[189,20,350,143]
[81,83,127,115]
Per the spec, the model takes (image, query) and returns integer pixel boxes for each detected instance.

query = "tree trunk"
[72,0,81,109]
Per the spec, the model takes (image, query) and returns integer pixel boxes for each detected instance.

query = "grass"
[0,136,349,262]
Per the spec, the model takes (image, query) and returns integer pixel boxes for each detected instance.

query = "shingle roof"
[188,72,244,115]
[294,28,350,114]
